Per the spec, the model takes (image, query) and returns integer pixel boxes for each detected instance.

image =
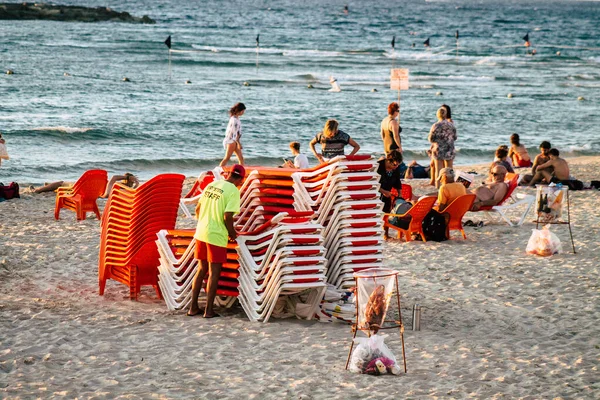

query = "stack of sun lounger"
[155,229,239,311]
[98,174,185,300]
[235,212,328,322]
[290,155,385,289]
[154,155,384,321]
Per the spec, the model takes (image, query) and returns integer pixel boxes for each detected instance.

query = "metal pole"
[345,276,360,370]
[397,88,401,126]
[567,189,576,253]
[168,49,172,81]
[456,39,459,61]
[395,276,407,373]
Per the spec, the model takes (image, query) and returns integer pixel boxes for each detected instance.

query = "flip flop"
[203,313,221,319]
[464,220,476,227]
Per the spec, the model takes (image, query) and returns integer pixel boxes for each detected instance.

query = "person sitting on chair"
[436,167,466,212]
[376,150,404,240]
[471,165,508,211]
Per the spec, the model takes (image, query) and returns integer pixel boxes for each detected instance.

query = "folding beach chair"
[471,175,535,227]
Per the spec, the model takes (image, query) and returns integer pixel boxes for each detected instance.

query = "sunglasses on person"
[491,171,504,176]
[387,160,400,167]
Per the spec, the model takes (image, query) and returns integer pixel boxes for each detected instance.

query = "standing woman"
[381,102,402,155]
[309,119,360,163]
[220,102,246,167]
[428,107,457,188]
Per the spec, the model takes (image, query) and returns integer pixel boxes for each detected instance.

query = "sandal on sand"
[464,220,476,227]
[203,313,221,319]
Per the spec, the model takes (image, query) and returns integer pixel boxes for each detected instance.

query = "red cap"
[230,164,246,178]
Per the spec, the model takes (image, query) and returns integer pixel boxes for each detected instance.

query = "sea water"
[1,0,599,183]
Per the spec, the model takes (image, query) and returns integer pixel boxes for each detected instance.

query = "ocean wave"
[190,45,346,58]
[32,126,93,134]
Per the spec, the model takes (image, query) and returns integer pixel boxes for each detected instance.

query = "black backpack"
[422,210,447,242]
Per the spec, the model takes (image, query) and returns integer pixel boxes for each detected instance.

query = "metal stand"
[535,186,576,254]
[344,272,407,373]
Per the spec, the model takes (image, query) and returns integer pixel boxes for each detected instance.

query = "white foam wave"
[190,45,344,57]
[282,49,343,57]
[566,143,592,152]
[33,126,93,133]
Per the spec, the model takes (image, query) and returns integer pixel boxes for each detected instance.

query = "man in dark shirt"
[377,150,403,239]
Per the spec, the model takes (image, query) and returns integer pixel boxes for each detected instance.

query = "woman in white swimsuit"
[220,102,246,167]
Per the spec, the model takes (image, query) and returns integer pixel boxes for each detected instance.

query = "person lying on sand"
[528,148,570,187]
[470,165,508,211]
[101,173,139,198]
[30,173,139,196]
[404,160,430,180]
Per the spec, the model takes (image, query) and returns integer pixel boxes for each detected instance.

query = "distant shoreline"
[0,3,155,23]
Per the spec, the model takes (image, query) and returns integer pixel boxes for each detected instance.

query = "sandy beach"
[1,156,599,399]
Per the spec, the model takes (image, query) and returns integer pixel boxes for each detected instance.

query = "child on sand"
[508,133,532,168]
[283,142,310,169]
[491,146,514,173]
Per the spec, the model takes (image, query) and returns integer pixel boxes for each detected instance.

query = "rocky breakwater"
[0,3,155,23]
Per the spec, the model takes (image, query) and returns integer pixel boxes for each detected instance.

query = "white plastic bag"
[526,224,562,256]
[348,334,401,375]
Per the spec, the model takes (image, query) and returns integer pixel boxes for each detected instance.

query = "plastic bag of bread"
[526,225,562,256]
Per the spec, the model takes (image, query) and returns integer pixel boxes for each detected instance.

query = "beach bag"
[422,210,447,242]
[349,334,401,375]
[526,225,562,256]
[388,198,412,229]
[0,182,20,200]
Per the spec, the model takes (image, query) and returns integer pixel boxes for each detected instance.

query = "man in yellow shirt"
[437,168,466,212]
[188,164,245,318]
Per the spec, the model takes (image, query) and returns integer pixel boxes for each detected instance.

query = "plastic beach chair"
[384,196,436,242]
[54,169,108,221]
[442,193,476,239]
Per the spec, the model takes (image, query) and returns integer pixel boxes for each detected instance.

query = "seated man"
[471,165,509,211]
[528,148,570,187]
[436,167,467,212]
[519,141,551,186]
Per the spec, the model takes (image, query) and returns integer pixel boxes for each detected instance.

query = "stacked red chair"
[156,229,239,311]
[98,173,185,300]
[54,169,108,221]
